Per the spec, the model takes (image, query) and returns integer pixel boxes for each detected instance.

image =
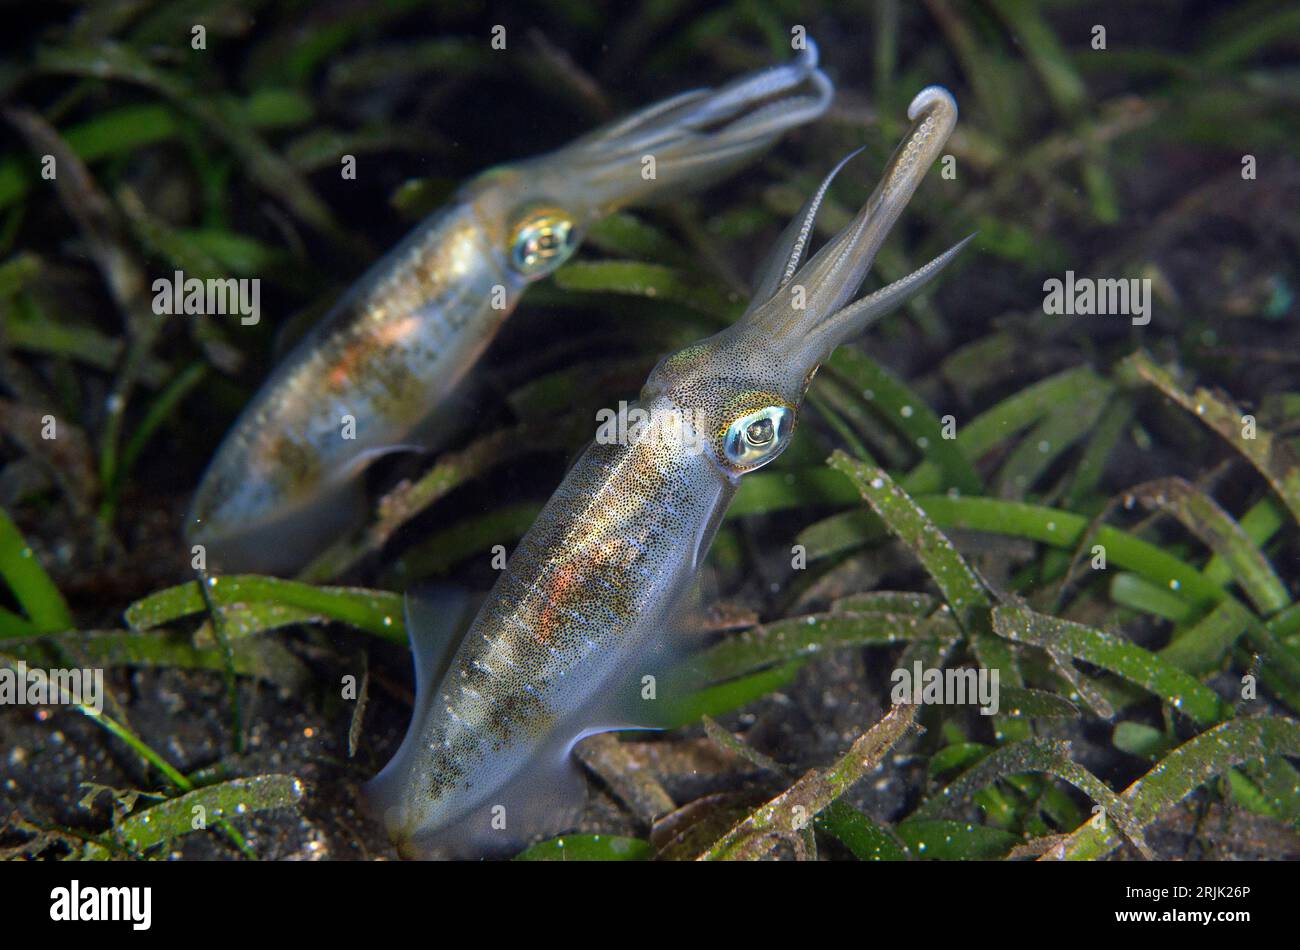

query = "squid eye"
[509,208,578,277]
[723,406,793,468]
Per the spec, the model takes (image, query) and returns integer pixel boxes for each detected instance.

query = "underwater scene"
[1,0,1299,867]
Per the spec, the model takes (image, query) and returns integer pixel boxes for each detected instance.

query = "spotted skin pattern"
[371,406,730,857]
[191,204,515,529]
[366,86,967,858]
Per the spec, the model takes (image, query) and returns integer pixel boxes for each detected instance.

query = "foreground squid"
[365,85,970,858]
[187,45,833,573]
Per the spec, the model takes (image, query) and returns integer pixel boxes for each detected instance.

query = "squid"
[365,85,970,858]
[187,45,833,574]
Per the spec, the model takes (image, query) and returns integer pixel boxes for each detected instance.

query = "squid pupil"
[746,418,774,444]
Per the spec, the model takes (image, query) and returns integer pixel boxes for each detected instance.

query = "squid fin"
[339,442,428,482]
[362,587,475,826]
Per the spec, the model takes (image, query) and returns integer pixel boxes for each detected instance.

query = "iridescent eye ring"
[723,406,793,467]
[509,207,577,276]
